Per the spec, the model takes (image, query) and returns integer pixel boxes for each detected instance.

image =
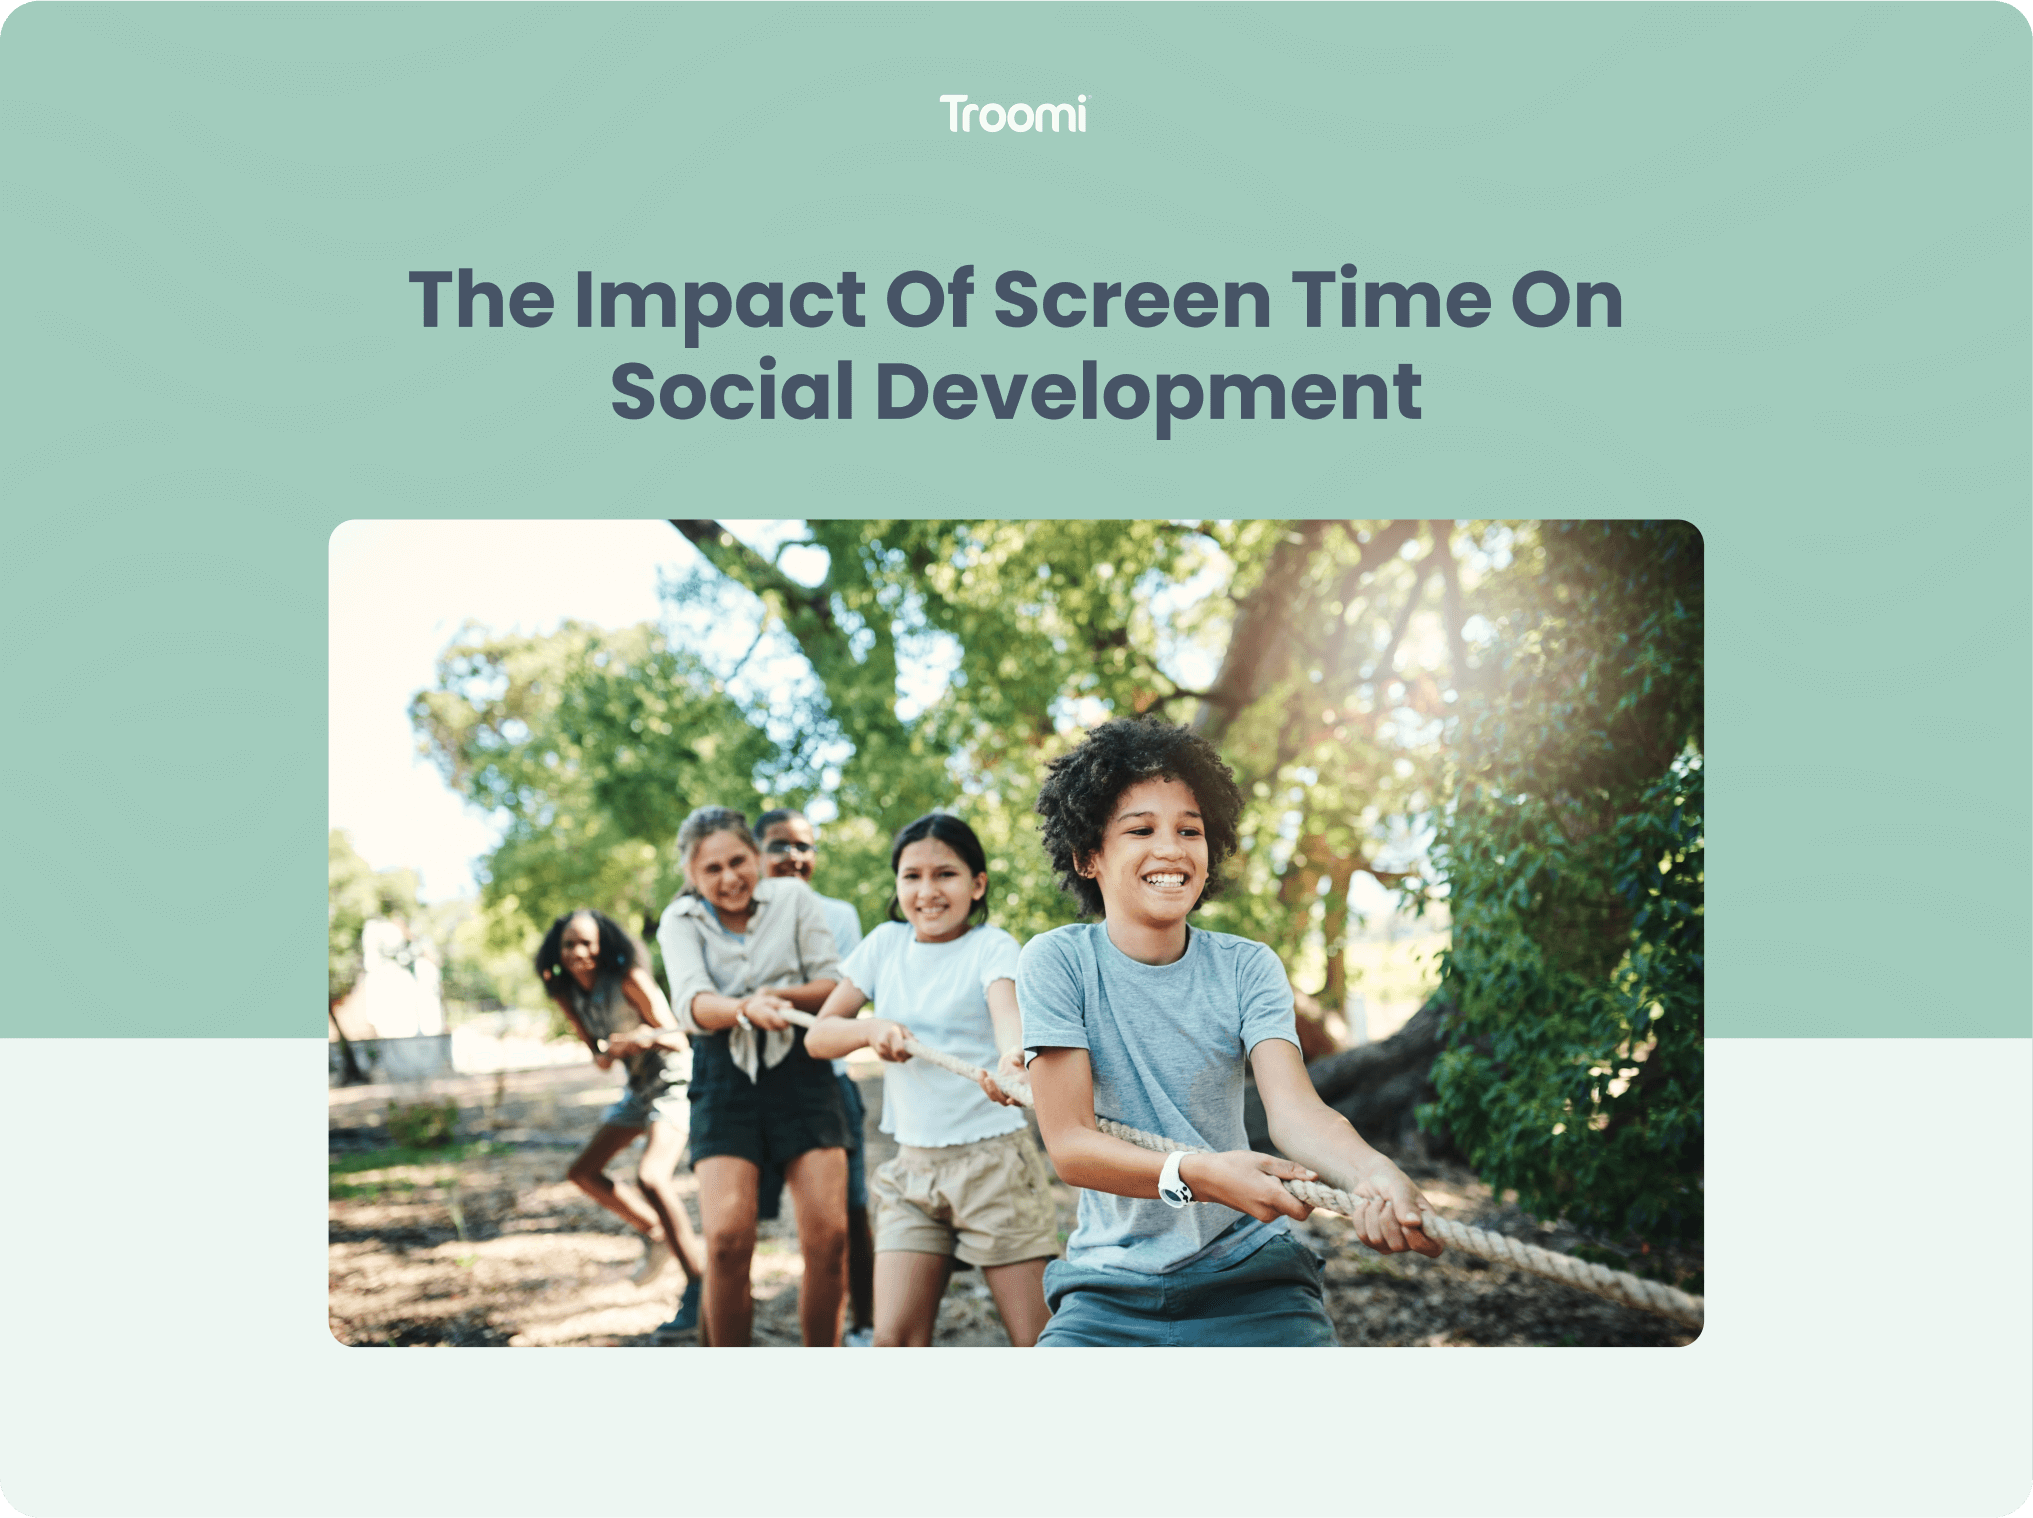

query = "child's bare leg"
[782,1146,849,1346]
[566,1125,662,1238]
[693,1155,760,1347]
[982,1258,1052,1347]
[871,1252,952,1347]
[635,1121,704,1283]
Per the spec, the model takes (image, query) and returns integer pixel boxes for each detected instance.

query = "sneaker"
[631,1237,673,1286]
[843,1326,875,1348]
[652,1279,702,1343]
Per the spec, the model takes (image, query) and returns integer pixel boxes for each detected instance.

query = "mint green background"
[0,3,2025,1038]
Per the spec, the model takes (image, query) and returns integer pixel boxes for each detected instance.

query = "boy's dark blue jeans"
[1036,1232,1338,1347]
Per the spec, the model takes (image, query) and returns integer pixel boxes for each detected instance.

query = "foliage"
[328,829,420,1005]
[410,621,772,951]
[437,898,546,1012]
[1422,521,1704,1250]
[664,519,1482,989]
[385,1097,461,1150]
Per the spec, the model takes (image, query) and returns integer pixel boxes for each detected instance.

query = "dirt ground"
[329,1059,1696,1349]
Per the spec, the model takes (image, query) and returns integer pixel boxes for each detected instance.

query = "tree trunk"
[1244,996,1454,1161]
[329,1004,369,1087]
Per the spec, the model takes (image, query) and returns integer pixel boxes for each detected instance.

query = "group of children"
[534,716,1441,1349]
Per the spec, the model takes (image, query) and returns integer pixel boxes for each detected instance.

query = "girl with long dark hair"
[535,909,706,1337]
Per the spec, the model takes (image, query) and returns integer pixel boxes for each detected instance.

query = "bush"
[1421,522,1703,1250]
[386,1097,460,1149]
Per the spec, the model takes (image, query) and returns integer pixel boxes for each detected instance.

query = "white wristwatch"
[1157,1149,1195,1208]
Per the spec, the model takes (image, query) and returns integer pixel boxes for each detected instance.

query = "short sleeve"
[975,925,1022,994]
[1237,941,1299,1055]
[1017,930,1090,1064]
[836,923,887,1000]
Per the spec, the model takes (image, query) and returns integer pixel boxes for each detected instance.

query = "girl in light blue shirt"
[808,813,1057,1346]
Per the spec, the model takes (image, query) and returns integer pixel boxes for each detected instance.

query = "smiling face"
[559,913,603,989]
[1078,777,1208,928]
[895,836,986,943]
[686,828,760,922]
[760,814,817,882]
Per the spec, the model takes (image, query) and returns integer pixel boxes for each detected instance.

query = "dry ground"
[329,1059,1695,1349]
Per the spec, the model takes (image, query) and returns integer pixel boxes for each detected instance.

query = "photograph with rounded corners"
[328,518,1703,1348]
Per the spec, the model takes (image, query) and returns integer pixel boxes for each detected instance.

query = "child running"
[1018,717,1442,1347]
[805,813,1056,1347]
[536,909,707,1340]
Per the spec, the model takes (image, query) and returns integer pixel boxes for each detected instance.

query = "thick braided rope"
[779,1010,1703,1330]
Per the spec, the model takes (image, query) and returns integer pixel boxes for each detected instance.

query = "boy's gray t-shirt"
[1017,921,1300,1275]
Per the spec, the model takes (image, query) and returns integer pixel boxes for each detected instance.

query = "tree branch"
[724,618,770,681]
[669,520,837,633]
[1367,554,1432,688]
[1426,520,1474,691]
[1312,518,1425,683]
[1190,521,1329,741]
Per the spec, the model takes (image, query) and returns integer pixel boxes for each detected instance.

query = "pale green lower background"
[0,1039,2024,1518]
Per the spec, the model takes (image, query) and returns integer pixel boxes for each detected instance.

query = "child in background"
[753,806,877,1348]
[805,813,1055,1347]
[1019,718,1441,1347]
[536,909,707,1340]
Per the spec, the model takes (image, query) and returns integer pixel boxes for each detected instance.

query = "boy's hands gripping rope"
[778,1006,1698,1324]
[1342,1160,1445,1257]
[1173,1151,1321,1223]
[1174,1152,1442,1256]
[786,1006,1433,1253]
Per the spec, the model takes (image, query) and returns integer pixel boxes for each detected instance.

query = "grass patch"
[330,1140,494,1176]
[328,1141,497,1200]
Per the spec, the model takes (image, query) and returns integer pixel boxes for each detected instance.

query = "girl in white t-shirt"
[805,813,1057,1347]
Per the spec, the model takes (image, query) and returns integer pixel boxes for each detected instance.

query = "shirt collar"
[671,877,783,922]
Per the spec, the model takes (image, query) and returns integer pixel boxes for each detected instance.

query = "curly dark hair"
[1033,717,1244,917]
[533,909,636,993]
[885,812,991,928]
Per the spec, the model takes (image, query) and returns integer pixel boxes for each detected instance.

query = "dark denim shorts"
[686,1030,850,1171]
[1037,1231,1338,1347]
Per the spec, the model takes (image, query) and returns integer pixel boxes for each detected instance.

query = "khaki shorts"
[870,1128,1061,1268]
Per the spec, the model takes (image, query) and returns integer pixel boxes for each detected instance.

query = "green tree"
[667,519,1484,1008]
[1422,521,1704,1253]
[415,523,1592,1065]
[420,896,546,1013]
[410,620,773,953]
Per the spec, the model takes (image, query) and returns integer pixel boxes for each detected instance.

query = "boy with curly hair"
[1018,716,1441,1346]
